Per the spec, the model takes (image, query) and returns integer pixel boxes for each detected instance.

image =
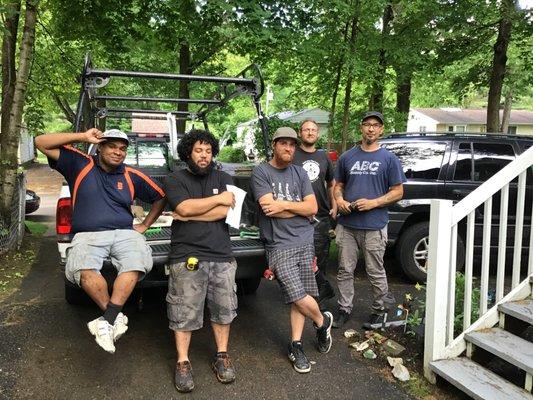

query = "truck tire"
[236,277,261,295]
[65,281,90,305]
[396,221,465,283]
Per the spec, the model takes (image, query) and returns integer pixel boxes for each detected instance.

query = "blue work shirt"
[50,146,165,234]
[335,146,406,230]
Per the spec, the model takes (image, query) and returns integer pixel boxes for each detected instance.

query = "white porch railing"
[424,145,533,382]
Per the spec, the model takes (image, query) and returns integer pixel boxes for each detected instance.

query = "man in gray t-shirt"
[251,127,333,374]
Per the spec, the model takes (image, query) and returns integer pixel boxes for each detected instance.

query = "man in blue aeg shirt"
[35,128,166,353]
[332,111,406,329]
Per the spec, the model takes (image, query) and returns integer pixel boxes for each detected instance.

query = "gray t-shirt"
[251,162,315,250]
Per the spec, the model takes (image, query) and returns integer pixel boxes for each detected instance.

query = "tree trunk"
[500,89,512,134]
[368,2,393,112]
[395,71,412,132]
[327,21,350,152]
[340,4,360,153]
[0,0,38,222]
[1,1,21,150]
[486,0,514,132]
[176,40,192,136]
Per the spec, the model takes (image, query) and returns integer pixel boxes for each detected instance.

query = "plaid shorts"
[267,243,318,304]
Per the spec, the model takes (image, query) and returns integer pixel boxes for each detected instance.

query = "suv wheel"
[396,221,465,283]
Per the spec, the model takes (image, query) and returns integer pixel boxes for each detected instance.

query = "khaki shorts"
[65,229,153,286]
[167,260,237,331]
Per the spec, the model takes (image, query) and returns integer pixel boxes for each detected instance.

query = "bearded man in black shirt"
[163,130,237,393]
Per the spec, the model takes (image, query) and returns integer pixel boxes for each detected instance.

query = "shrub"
[217,146,247,163]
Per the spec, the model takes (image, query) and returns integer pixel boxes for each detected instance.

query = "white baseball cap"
[101,129,130,145]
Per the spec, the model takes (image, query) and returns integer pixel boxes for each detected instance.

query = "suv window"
[453,142,515,182]
[126,140,169,168]
[473,143,514,181]
[383,141,446,180]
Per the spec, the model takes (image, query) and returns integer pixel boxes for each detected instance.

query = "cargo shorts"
[65,229,153,286]
[167,259,238,331]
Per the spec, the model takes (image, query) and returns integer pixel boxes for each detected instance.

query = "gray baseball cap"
[272,127,298,142]
[361,111,384,124]
[101,129,130,145]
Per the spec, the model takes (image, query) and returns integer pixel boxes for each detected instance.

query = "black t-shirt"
[164,168,233,262]
[293,147,334,219]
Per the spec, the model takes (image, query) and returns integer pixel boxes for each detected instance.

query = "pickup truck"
[56,55,269,303]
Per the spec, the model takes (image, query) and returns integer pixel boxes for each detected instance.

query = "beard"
[187,158,213,176]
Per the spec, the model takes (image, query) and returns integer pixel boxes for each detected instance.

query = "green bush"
[217,146,247,163]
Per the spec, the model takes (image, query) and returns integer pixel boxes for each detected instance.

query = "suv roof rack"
[74,53,271,157]
[386,132,533,140]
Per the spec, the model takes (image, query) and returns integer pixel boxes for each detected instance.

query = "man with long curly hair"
[163,129,237,393]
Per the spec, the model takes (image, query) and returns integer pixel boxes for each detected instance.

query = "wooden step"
[430,358,532,400]
[499,299,533,325]
[466,327,533,374]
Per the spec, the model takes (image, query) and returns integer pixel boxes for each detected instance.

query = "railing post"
[424,199,453,383]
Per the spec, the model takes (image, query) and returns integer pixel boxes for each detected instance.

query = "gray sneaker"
[288,341,311,373]
[315,311,333,353]
[212,353,236,383]
[87,317,115,354]
[175,360,194,393]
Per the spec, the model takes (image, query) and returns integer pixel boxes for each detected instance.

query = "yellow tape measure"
[186,257,199,271]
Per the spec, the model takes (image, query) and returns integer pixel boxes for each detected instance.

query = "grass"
[24,220,47,235]
[0,237,38,302]
[35,152,48,165]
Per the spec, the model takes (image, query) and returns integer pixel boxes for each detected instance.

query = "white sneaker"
[87,317,116,354]
[113,312,128,342]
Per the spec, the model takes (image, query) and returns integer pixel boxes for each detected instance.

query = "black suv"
[380,133,532,282]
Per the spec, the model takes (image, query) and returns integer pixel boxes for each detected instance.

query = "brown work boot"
[212,352,236,383]
[174,360,194,393]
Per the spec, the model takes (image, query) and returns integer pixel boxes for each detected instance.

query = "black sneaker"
[315,311,333,353]
[317,281,335,306]
[175,360,194,393]
[212,352,236,383]
[362,310,407,330]
[288,341,311,373]
[332,310,350,329]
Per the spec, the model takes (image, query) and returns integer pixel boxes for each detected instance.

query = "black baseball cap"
[361,111,384,125]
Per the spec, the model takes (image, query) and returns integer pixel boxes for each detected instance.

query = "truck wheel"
[65,281,89,305]
[236,277,261,295]
[396,221,465,283]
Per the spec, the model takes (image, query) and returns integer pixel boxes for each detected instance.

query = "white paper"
[225,184,247,229]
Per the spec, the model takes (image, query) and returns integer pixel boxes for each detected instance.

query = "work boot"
[175,360,194,393]
[288,341,311,373]
[87,317,115,354]
[317,281,335,306]
[212,352,236,383]
[332,310,350,329]
[315,311,333,353]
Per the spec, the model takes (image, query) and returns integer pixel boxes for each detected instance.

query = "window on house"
[507,126,517,134]
[448,125,467,133]
[480,125,486,133]
[419,126,427,132]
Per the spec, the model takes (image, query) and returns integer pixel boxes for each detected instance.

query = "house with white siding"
[407,108,533,136]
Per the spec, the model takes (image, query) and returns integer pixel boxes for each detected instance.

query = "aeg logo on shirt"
[349,161,381,175]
